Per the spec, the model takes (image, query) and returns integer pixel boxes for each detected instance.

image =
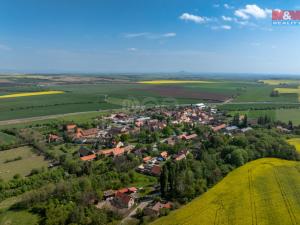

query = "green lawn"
[0,146,49,181]
[50,144,79,158]
[276,108,300,125]
[233,84,298,103]
[0,210,39,225]
[0,132,19,146]
[228,108,300,125]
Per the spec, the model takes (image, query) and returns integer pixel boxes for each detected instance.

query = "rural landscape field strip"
[0,91,64,99]
[151,158,300,225]
[287,138,300,153]
[259,80,300,85]
[137,80,215,84]
[0,146,48,181]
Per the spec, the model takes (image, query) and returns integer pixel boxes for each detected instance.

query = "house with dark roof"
[144,201,172,216]
[114,191,135,208]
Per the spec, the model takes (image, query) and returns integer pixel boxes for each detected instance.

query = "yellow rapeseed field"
[287,138,300,153]
[0,91,64,99]
[152,158,300,225]
[138,80,215,84]
[275,86,300,101]
[259,79,300,85]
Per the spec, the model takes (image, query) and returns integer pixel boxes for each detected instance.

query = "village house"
[144,201,172,217]
[80,154,97,161]
[79,146,95,157]
[225,126,239,134]
[74,128,99,139]
[143,156,152,163]
[99,145,134,157]
[241,127,253,133]
[178,133,198,141]
[66,124,77,133]
[103,189,116,200]
[212,124,226,132]
[173,150,190,161]
[151,165,161,176]
[160,151,168,160]
[114,191,135,208]
[111,186,137,208]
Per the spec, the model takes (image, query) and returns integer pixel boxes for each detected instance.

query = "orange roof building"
[80,154,97,161]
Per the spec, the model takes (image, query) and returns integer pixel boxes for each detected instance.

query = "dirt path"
[120,200,151,225]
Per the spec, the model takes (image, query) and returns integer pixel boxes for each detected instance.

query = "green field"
[0,132,19,146]
[1,77,299,125]
[0,210,39,225]
[228,108,300,125]
[152,158,300,225]
[1,79,294,121]
[0,146,49,181]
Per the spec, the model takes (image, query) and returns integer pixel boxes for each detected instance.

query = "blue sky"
[0,0,300,74]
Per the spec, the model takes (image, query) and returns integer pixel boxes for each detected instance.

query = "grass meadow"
[0,210,39,225]
[0,132,19,146]
[152,158,300,225]
[0,146,48,181]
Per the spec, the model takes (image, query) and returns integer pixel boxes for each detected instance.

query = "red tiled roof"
[66,124,77,131]
[80,154,96,161]
[152,202,172,212]
[160,151,168,158]
[143,156,152,162]
[128,187,137,192]
[151,165,161,176]
[113,147,125,156]
[99,146,134,157]
[117,188,129,194]
[81,128,98,136]
[212,124,226,132]
[184,134,198,140]
[115,192,133,205]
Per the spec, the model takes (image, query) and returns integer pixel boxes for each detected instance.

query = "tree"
[242,114,248,128]
[232,113,240,126]
[162,126,173,137]
[160,166,169,197]
[270,90,279,97]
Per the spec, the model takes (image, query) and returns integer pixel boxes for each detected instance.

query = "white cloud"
[211,25,232,30]
[222,16,233,21]
[224,3,234,9]
[124,33,149,38]
[179,13,209,24]
[221,25,232,30]
[124,32,176,39]
[0,44,12,51]
[163,32,176,37]
[213,4,220,8]
[127,48,137,52]
[234,5,272,20]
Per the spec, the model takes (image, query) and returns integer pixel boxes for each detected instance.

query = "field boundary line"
[248,169,258,225]
[273,168,297,225]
